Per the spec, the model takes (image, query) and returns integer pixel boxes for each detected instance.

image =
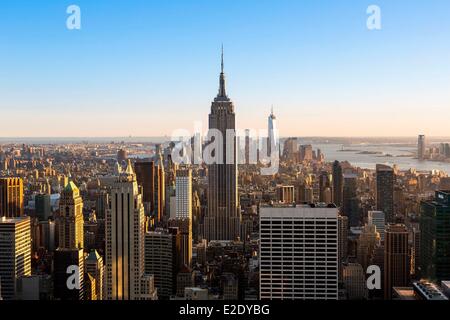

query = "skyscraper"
[343,263,368,300]
[368,210,385,242]
[420,190,450,282]
[376,164,395,223]
[54,181,85,300]
[332,161,343,207]
[338,215,349,282]
[154,149,166,223]
[57,181,84,250]
[0,177,24,217]
[105,160,157,300]
[85,249,105,300]
[318,171,332,203]
[175,168,192,219]
[343,173,360,227]
[203,48,241,241]
[134,161,155,215]
[117,149,128,166]
[267,106,278,158]
[144,229,178,299]
[259,204,338,300]
[418,135,426,160]
[384,224,410,300]
[0,216,31,300]
[35,194,51,221]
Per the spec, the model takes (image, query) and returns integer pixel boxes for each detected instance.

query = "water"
[314,143,450,173]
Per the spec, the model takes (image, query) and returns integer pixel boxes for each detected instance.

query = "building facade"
[260,204,339,300]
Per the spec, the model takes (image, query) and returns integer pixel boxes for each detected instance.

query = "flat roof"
[260,205,338,219]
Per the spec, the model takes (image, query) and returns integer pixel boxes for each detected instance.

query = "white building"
[260,204,338,300]
[175,168,192,219]
[368,211,385,242]
[0,216,31,300]
[105,160,157,300]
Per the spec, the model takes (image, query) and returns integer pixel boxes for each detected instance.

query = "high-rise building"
[343,173,360,227]
[332,161,343,207]
[134,161,155,215]
[299,145,313,161]
[85,249,104,300]
[376,164,395,223]
[154,149,166,223]
[267,106,278,158]
[384,224,410,300]
[318,171,332,203]
[168,219,192,268]
[54,248,84,300]
[0,177,24,217]
[420,190,450,282]
[54,181,85,300]
[282,137,298,161]
[203,48,241,241]
[338,215,349,282]
[106,160,157,300]
[117,149,128,166]
[357,224,379,270]
[368,211,385,242]
[418,135,426,160]
[176,168,192,219]
[144,229,178,299]
[171,168,193,267]
[276,185,295,204]
[57,181,84,250]
[0,216,31,300]
[35,194,51,221]
[260,204,338,300]
[343,263,368,300]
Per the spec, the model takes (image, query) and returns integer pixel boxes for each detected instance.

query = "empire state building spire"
[216,45,229,101]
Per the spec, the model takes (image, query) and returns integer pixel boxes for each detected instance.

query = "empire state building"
[203,48,241,241]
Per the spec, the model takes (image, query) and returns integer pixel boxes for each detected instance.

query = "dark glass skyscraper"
[376,164,395,223]
[420,190,450,282]
[332,161,343,207]
[343,173,360,227]
[203,49,241,241]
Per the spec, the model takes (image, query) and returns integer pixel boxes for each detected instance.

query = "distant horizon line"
[0,136,448,140]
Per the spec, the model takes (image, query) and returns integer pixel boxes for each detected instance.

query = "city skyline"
[1,0,450,137]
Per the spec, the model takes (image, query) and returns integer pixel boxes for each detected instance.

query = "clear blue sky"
[1,0,449,137]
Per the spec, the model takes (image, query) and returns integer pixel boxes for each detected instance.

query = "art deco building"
[105,160,157,300]
[203,49,241,241]
[54,181,85,300]
[57,181,84,250]
[0,177,24,217]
